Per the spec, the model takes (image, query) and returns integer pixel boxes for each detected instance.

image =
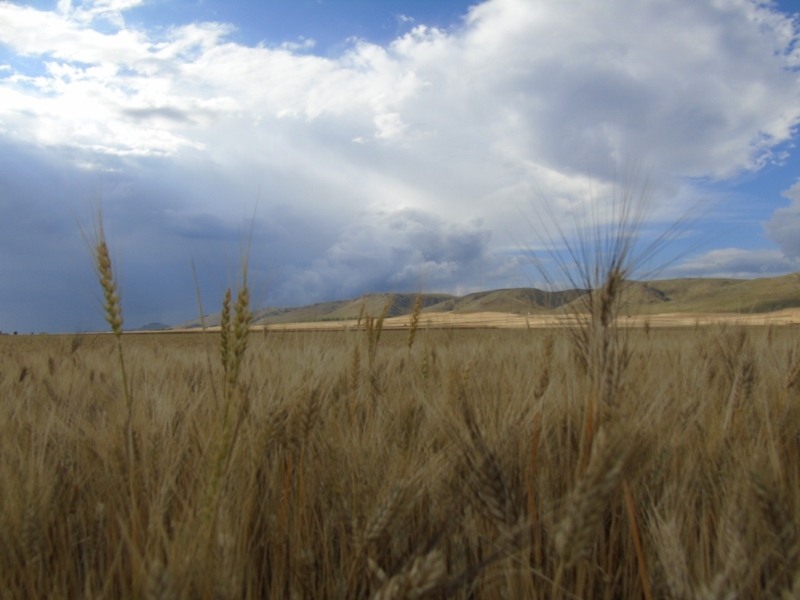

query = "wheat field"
[1,304,800,598]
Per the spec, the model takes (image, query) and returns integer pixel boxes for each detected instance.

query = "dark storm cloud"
[273,208,498,305]
[0,142,99,333]
[161,211,241,241]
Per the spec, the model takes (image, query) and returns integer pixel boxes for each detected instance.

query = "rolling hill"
[172,271,800,329]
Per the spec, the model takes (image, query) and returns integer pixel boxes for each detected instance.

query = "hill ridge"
[172,271,800,329]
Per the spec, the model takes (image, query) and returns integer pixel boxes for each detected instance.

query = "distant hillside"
[429,287,590,314]
[635,273,800,314]
[131,322,171,331]
[172,272,800,328]
[176,293,455,329]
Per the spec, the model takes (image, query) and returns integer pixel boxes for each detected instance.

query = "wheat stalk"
[652,514,692,600]
[407,294,423,352]
[364,485,406,545]
[207,277,252,523]
[357,299,366,329]
[350,343,361,395]
[91,219,131,413]
[22,502,42,573]
[94,239,123,337]
[220,288,232,381]
[533,335,555,400]
[623,480,653,600]
[554,427,628,567]
[471,450,512,527]
[785,353,800,392]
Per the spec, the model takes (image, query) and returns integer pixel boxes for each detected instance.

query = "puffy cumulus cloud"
[1,0,798,176]
[666,248,800,279]
[765,181,800,259]
[387,0,800,181]
[1,0,800,330]
[0,1,424,157]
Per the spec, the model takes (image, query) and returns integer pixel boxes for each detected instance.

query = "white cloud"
[2,0,796,175]
[280,37,316,52]
[667,247,800,278]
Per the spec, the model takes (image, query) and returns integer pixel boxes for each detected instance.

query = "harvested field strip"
[176,307,800,332]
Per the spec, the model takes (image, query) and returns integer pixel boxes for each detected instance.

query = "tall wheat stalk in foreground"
[90,216,131,412]
[527,172,699,454]
[207,274,252,522]
[407,293,423,353]
[87,213,147,588]
[525,172,702,598]
[535,178,646,429]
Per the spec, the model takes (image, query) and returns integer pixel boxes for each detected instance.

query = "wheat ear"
[371,549,447,600]
[364,485,406,545]
[220,288,232,381]
[207,279,252,522]
[92,220,131,412]
[407,293,423,352]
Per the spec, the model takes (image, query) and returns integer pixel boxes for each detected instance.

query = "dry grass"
[1,313,799,598]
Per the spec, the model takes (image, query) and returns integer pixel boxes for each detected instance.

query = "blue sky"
[1,0,799,333]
